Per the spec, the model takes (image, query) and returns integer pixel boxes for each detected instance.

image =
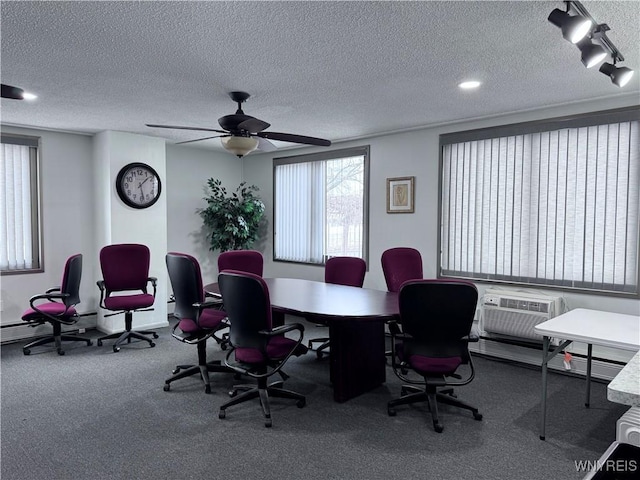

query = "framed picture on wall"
[386,176,415,213]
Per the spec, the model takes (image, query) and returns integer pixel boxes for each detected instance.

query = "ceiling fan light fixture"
[599,62,635,87]
[548,8,592,44]
[576,38,608,68]
[221,135,258,158]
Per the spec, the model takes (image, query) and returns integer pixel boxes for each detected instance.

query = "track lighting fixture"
[548,1,635,87]
[599,62,635,87]
[576,38,607,68]
[548,8,592,44]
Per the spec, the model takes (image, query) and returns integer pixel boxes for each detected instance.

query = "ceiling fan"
[146,91,331,157]
[1,83,36,100]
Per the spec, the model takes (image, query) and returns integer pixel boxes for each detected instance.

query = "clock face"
[115,162,162,209]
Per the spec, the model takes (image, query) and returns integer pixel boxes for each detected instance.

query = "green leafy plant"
[200,178,265,252]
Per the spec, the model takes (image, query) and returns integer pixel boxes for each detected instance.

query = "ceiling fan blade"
[175,135,228,145]
[238,117,271,133]
[146,123,227,134]
[256,131,331,146]
[2,83,25,99]
[255,136,278,152]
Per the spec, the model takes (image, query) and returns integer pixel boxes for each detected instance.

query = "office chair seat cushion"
[104,293,154,311]
[177,308,227,333]
[235,335,303,364]
[22,302,76,321]
[408,354,462,375]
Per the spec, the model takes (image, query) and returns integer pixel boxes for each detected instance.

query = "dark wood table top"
[205,277,399,322]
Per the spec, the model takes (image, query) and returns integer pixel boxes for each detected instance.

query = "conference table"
[205,277,399,402]
[534,308,640,440]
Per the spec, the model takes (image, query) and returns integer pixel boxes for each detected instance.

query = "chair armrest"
[387,320,403,335]
[28,292,76,325]
[259,323,304,337]
[193,300,225,310]
[148,277,157,297]
[45,286,62,294]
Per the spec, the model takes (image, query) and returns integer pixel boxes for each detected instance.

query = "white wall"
[165,144,243,285]
[0,127,98,340]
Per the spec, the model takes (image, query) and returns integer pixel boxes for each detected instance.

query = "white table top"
[608,350,640,407]
[534,308,640,351]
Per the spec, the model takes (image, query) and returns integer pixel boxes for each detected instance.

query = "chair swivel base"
[97,329,158,352]
[164,361,233,394]
[387,385,482,433]
[218,378,306,428]
[23,334,93,356]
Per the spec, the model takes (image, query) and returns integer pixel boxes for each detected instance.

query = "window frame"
[437,106,640,297]
[272,146,371,266]
[0,133,43,275]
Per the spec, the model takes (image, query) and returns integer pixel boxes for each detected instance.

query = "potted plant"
[200,178,265,252]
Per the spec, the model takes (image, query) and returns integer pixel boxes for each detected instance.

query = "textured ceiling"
[1,1,639,153]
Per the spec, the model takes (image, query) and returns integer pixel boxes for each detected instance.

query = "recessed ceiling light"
[459,81,481,90]
[22,92,38,101]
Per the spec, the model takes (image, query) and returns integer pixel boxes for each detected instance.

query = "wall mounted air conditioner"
[481,288,564,342]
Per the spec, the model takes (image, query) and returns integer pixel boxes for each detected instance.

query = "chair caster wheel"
[218,410,226,419]
[229,390,238,398]
[265,416,272,428]
[149,342,155,348]
[113,346,120,353]
[172,367,181,374]
[87,340,93,346]
[97,340,103,346]
[387,407,396,417]
[220,343,227,351]
[57,349,65,356]
[163,384,170,392]
[153,333,159,339]
[23,349,31,355]
[297,399,306,408]
[205,385,211,394]
[316,351,324,360]
[473,412,483,421]
[434,423,444,433]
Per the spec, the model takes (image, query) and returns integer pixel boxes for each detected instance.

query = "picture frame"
[386,176,415,213]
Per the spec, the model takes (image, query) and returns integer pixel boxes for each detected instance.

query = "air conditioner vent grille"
[499,298,549,313]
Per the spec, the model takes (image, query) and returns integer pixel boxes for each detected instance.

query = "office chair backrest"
[61,254,83,307]
[218,270,271,352]
[381,247,423,292]
[399,279,477,356]
[325,256,366,287]
[218,250,263,276]
[166,252,204,321]
[100,244,151,294]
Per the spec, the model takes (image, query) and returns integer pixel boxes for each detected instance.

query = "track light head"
[576,38,608,68]
[599,62,635,87]
[548,8,592,44]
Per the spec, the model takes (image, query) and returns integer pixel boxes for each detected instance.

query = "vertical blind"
[0,139,39,271]
[274,146,369,264]
[440,117,639,294]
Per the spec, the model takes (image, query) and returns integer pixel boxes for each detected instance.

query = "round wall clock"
[115,162,162,209]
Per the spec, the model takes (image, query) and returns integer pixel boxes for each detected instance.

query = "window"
[274,146,369,265]
[439,108,639,295]
[0,135,42,273]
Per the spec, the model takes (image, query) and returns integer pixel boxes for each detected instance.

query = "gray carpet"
[0,322,626,480]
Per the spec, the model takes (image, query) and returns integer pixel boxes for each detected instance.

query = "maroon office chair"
[164,253,233,394]
[96,244,159,352]
[217,249,263,276]
[217,270,307,427]
[387,279,483,433]
[308,256,367,359]
[21,254,92,355]
[381,247,423,292]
